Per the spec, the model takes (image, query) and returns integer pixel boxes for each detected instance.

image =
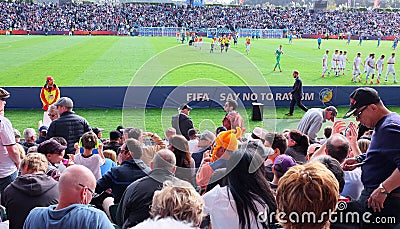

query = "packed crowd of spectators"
[1,86,399,228]
[1,2,400,36]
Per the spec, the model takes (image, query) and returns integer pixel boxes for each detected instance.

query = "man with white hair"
[22,128,38,152]
[23,165,114,229]
[116,149,178,229]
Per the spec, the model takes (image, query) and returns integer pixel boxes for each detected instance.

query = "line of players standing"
[322,50,397,84]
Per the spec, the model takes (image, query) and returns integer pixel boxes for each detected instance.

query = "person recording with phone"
[342,87,400,229]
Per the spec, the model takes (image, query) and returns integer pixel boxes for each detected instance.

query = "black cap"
[0,88,10,100]
[343,87,381,119]
[178,104,192,111]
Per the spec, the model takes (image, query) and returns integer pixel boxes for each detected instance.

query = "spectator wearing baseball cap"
[36,126,48,144]
[46,97,91,156]
[0,88,20,205]
[343,87,381,119]
[171,104,194,140]
[192,130,216,168]
[269,155,296,192]
[37,139,67,180]
[342,87,400,225]
[297,106,337,144]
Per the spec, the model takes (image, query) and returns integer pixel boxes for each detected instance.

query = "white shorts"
[377,67,383,75]
[387,66,395,74]
[338,62,343,69]
[353,68,361,75]
[366,68,375,75]
[331,61,337,68]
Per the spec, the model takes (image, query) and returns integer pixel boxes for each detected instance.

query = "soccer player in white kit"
[385,53,397,83]
[338,51,344,75]
[352,52,363,83]
[342,51,349,75]
[362,54,370,79]
[365,53,375,84]
[322,50,329,78]
[375,54,385,84]
[329,49,339,76]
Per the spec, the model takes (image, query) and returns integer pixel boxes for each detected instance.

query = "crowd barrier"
[4,86,400,110]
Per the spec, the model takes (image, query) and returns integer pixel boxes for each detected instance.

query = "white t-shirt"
[376,58,384,69]
[367,58,375,69]
[0,116,17,178]
[353,57,362,69]
[188,139,199,154]
[74,153,104,180]
[332,53,339,62]
[203,185,270,229]
[387,57,395,67]
[364,57,370,70]
[341,169,363,201]
[322,54,328,66]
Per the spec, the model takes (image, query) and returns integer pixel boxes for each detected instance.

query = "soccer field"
[1,35,398,87]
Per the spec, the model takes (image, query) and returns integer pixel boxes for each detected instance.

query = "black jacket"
[4,174,59,229]
[171,113,194,140]
[46,111,91,154]
[290,77,303,98]
[96,159,151,204]
[103,142,121,155]
[116,169,179,229]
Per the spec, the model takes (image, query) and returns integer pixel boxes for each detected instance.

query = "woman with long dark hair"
[285,130,309,164]
[168,135,195,184]
[203,150,277,229]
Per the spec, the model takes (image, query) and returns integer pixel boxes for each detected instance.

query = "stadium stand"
[1,3,400,36]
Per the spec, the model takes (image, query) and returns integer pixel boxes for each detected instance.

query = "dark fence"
[4,86,400,110]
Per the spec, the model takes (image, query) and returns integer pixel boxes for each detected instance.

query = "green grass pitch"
[1,35,398,86]
[1,35,398,136]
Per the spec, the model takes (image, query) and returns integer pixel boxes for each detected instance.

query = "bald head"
[57,165,96,208]
[326,134,350,163]
[151,149,176,172]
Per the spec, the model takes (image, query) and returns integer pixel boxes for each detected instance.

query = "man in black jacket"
[103,130,122,154]
[171,104,194,140]
[286,70,308,116]
[116,149,178,229]
[46,97,91,155]
[96,139,151,204]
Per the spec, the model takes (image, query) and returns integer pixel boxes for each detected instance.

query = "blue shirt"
[361,112,400,192]
[23,204,114,229]
[100,158,116,176]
